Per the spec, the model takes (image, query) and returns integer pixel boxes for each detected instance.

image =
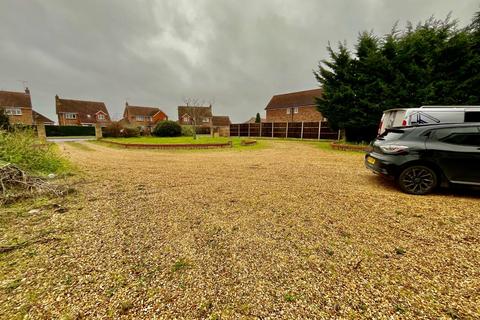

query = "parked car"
[365,123,480,194]
[378,106,480,135]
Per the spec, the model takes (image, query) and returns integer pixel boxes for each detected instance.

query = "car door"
[426,126,480,184]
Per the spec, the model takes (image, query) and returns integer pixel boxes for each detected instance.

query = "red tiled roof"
[55,96,110,124]
[265,89,322,110]
[32,110,54,124]
[0,89,32,108]
[124,105,164,117]
[212,116,231,127]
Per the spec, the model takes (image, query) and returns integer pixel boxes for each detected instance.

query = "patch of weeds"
[394,304,406,314]
[209,313,220,320]
[395,247,406,255]
[325,248,335,256]
[283,293,297,302]
[444,307,461,319]
[4,278,22,292]
[118,300,134,315]
[199,301,213,317]
[172,259,190,272]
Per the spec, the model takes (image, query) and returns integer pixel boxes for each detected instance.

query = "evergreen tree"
[315,12,480,142]
[255,113,261,123]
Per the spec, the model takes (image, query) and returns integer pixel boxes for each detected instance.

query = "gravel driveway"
[2,140,479,319]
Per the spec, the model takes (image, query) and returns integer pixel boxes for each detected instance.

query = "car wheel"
[398,165,438,195]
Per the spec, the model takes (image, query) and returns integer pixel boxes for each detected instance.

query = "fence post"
[238,124,240,137]
[286,122,289,138]
[260,122,262,137]
[318,121,322,140]
[338,129,341,141]
[300,122,304,140]
[248,123,250,137]
[272,122,274,138]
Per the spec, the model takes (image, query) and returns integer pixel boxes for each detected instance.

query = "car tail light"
[402,119,407,126]
[380,145,409,154]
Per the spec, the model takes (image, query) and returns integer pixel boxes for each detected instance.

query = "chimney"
[125,101,129,107]
[55,94,59,101]
[25,87,30,95]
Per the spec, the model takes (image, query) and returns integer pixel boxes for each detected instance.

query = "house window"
[202,118,209,123]
[65,113,77,119]
[145,116,152,122]
[183,116,190,123]
[136,115,144,121]
[5,108,22,116]
[294,107,299,114]
[97,114,105,120]
[286,108,290,114]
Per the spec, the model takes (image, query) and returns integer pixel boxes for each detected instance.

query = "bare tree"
[182,97,212,139]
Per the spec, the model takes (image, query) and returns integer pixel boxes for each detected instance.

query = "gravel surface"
[1,141,479,319]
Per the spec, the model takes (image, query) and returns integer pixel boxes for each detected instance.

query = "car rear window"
[465,112,480,122]
[377,129,405,141]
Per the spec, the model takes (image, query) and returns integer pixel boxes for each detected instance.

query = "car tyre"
[397,165,438,195]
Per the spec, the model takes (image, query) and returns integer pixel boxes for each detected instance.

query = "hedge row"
[45,125,95,137]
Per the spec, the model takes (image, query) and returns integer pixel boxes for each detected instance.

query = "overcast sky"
[0,0,478,122]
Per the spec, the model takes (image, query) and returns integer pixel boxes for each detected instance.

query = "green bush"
[0,107,10,130]
[153,121,182,137]
[181,125,195,137]
[102,121,123,138]
[0,128,70,175]
[46,125,95,137]
[123,126,140,138]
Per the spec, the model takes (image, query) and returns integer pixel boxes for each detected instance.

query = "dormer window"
[182,115,190,123]
[65,113,77,119]
[97,114,105,120]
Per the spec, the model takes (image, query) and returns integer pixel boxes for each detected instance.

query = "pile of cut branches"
[0,163,67,204]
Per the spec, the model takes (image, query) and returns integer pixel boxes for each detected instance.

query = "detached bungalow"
[265,89,324,122]
[121,102,168,131]
[55,95,111,127]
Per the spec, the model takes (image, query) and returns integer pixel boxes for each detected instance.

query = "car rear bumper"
[365,153,398,177]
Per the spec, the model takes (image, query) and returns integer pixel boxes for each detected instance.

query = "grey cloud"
[1,0,478,122]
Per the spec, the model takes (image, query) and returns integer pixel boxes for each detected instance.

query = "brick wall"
[7,107,33,125]
[58,114,81,126]
[266,106,323,122]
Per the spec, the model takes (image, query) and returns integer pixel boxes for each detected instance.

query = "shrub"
[123,126,140,138]
[0,107,10,130]
[181,125,195,137]
[153,121,181,137]
[102,121,123,138]
[0,128,70,175]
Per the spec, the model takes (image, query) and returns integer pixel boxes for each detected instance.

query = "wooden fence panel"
[230,121,338,140]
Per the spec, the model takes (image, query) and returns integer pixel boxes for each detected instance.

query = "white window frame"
[65,113,77,119]
[286,108,290,114]
[202,117,210,123]
[294,107,299,114]
[136,115,144,121]
[97,114,105,120]
[5,108,22,116]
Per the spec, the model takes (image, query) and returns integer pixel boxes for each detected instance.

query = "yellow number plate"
[367,156,376,165]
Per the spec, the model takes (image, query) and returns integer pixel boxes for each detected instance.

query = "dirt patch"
[1,141,479,319]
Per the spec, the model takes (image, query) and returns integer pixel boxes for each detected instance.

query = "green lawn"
[101,136,265,150]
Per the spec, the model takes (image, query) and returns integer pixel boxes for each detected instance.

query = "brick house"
[55,95,111,126]
[178,105,213,129]
[0,88,34,125]
[121,102,168,131]
[265,89,324,122]
[33,110,55,125]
